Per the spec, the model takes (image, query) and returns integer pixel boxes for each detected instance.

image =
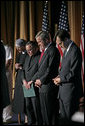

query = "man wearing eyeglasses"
[22,41,42,125]
[53,30,83,124]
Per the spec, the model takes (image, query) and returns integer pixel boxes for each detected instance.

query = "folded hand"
[35,79,41,88]
[53,76,61,86]
[27,81,33,89]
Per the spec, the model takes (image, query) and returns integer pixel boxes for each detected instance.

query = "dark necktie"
[39,49,44,63]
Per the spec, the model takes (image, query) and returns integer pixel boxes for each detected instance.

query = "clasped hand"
[35,79,42,88]
[23,80,33,89]
[15,63,22,69]
[53,75,61,86]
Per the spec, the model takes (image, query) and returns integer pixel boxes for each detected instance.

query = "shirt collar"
[45,42,52,51]
[66,41,73,53]
[22,51,25,54]
[64,41,73,57]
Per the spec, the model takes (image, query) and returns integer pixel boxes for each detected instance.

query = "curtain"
[1,1,30,98]
[1,1,30,46]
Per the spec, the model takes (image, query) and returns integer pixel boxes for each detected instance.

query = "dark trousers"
[25,96,42,125]
[59,98,79,124]
[39,91,59,125]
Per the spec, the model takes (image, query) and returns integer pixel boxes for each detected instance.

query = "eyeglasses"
[26,48,33,53]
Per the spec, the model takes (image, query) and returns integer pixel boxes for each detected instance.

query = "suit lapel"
[39,50,47,66]
[65,42,74,58]
[61,43,74,69]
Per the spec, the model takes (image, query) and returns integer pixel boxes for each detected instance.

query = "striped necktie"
[39,49,44,63]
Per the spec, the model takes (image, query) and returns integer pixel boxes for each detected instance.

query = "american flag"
[42,1,49,32]
[57,1,69,68]
[80,14,84,89]
[58,1,69,31]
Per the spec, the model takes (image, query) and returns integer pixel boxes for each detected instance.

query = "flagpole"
[12,41,16,100]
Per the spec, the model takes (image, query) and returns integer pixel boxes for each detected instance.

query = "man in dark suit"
[22,41,42,125]
[53,30,83,124]
[12,39,27,124]
[32,31,60,125]
[1,41,10,124]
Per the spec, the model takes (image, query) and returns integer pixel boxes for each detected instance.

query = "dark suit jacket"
[22,51,41,95]
[59,42,83,103]
[13,51,27,113]
[32,43,60,93]
[1,42,10,109]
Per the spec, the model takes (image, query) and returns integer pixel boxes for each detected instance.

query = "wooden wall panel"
[68,1,84,47]
[29,1,35,41]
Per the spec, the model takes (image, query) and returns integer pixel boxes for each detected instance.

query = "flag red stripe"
[80,36,84,60]
[81,65,84,82]
[80,14,84,88]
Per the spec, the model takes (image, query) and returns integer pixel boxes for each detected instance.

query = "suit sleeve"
[60,49,82,83]
[29,55,40,82]
[31,71,38,82]
[31,58,39,82]
[21,60,26,81]
[40,49,60,84]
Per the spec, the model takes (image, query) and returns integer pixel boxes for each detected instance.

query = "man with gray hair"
[32,31,60,125]
[13,39,27,124]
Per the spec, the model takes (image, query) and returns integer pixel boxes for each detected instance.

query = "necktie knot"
[42,49,44,51]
